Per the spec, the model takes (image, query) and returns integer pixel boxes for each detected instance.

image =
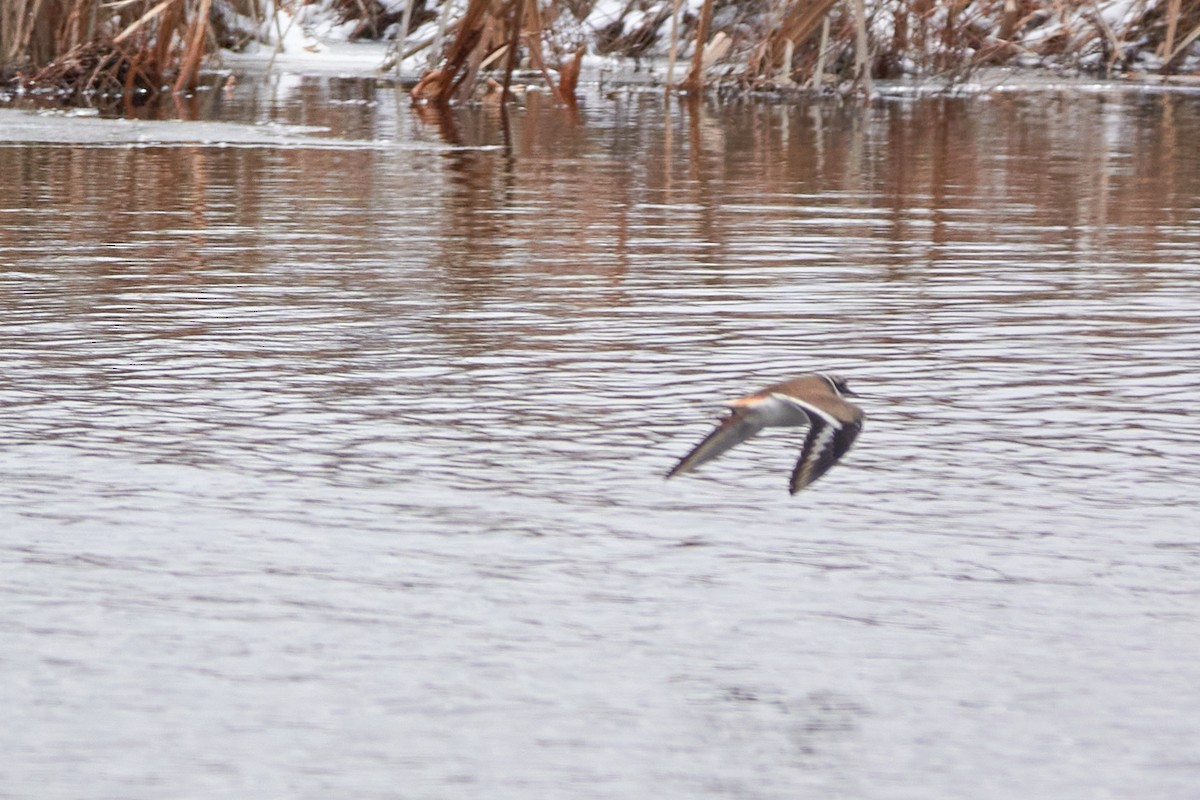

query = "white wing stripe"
[771,393,842,428]
[805,423,836,471]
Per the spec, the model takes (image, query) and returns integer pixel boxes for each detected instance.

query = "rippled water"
[3,84,1200,798]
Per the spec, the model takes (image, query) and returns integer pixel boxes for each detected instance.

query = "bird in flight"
[666,373,864,494]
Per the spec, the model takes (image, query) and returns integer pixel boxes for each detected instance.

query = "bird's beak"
[842,387,861,398]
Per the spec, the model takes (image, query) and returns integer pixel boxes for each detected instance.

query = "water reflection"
[2,84,1200,799]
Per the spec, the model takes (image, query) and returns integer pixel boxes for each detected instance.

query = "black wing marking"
[789,417,862,494]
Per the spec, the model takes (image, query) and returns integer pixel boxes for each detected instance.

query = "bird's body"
[666,373,864,494]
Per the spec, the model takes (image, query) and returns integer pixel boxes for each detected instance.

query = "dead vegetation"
[395,0,1200,104]
[0,0,259,105]
[407,0,588,105]
[3,1,1200,107]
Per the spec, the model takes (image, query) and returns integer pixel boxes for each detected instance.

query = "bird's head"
[821,373,859,398]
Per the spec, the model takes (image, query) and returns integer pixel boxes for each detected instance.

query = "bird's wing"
[789,413,862,494]
[666,411,769,478]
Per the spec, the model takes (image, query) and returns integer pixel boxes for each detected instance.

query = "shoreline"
[216,41,1200,98]
[7,38,1200,114]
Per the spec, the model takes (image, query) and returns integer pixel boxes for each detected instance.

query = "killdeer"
[666,373,864,494]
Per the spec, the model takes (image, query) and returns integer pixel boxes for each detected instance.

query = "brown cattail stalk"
[411,0,493,105]
[501,0,525,104]
[747,0,838,83]
[852,0,872,95]
[173,0,212,94]
[1162,19,1200,71]
[557,45,584,105]
[518,0,564,99]
[1161,0,1181,60]
[113,0,177,45]
[811,13,831,88]
[666,0,682,89]
[398,0,416,72]
[681,0,714,93]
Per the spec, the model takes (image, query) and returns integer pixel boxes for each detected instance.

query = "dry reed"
[408,0,588,106]
[399,0,1200,102]
[1,0,260,103]
[6,1,1200,107]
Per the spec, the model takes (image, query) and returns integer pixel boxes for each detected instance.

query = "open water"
[2,76,1199,798]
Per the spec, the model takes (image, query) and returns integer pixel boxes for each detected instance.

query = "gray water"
[2,82,1199,798]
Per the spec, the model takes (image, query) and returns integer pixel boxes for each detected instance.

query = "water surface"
[2,83,1199,798]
